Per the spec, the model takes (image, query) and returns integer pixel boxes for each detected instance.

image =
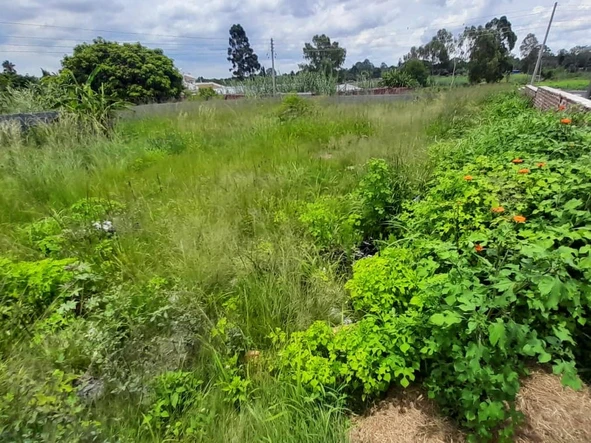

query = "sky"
[0,0,589,78]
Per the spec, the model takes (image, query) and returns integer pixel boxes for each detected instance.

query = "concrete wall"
[524,85,591,112]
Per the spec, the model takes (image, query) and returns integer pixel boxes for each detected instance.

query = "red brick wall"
[525,85,591,112]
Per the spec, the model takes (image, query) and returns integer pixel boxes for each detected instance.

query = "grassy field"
[2,84,590,442]
[430,73,591,90]
[0,86,506,441]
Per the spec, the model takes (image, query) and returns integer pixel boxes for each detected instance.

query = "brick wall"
[524,85,591,112]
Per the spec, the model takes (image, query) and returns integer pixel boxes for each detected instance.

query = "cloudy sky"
[1,0,589,78]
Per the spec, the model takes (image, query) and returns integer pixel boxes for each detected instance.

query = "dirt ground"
[350,369,591,443]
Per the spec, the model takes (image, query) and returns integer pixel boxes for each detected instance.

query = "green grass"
[539,77,591,90]
[0,86,510,441]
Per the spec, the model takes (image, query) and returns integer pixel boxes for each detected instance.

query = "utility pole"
[530,2,557,85]
[270,38,277,96]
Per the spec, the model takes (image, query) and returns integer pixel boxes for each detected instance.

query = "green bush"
[279,92,591,441]
[401,59,429,87]
[380,69,419,88]
[278,94,313,122]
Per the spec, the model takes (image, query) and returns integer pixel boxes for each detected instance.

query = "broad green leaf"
[538,276,556,296]
[538,352,552,363]
[400,377,410,388]
[564,199,583,211]
[400,342,411,353]
[171,392,179,408]
[488,321,506,348]
[430,311,462,327]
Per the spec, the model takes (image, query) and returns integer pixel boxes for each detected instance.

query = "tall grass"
[0,85,509,441]
[226,72,338,96]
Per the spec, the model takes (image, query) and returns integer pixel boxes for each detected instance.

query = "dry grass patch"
[351,369,591,443]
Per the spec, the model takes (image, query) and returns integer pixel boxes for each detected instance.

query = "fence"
[0,112,60,130]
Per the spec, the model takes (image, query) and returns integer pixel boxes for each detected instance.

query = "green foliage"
[143,370,204,437]
[464,16,517,83]
[0,367,101,441]
[299,196,361,253]
[0,86,506,441]
[302,34,347,76]
[279,92,591,441]
[61,38,183,104]
[401,59,429,86]
[196,87,218,100]
[227,24,261,80]
[381,69,419,88]
[56,67,129,132]
[277,94,313,122]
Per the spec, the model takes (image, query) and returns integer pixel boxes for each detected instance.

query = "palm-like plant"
[57,67,129,133]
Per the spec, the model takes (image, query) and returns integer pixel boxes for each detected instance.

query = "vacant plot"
[1,85,590,442]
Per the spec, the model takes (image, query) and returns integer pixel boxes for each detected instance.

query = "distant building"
[337,83,362,93]
[182,74,224,93]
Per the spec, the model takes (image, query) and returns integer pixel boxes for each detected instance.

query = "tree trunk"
[585,80,591,100]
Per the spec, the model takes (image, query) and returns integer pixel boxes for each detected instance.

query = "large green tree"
[227,24,261,80]
[61,38,183,103]
[302,34,346,76]
[463,16,517,83]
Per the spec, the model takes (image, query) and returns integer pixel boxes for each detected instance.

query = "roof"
[337,83,362,92]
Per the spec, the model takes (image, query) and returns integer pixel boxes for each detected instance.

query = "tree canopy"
[302,34,346,76]
[227,24,261,80]
[61,38,183,104]
[0,61,38,92]
[463,16,517,83]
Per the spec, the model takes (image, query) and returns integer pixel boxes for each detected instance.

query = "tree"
[401,59,429,86]
[463,16,517,83]
[302,34,346,76]
[227,24,261,80]
[2,60,16,74]
[61,38,183,103]
[520,33,539,74]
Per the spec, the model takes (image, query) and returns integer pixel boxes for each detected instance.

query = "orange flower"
[512,158,524,164]
[558,104,566,111]
[464,175,473,181]
[560,118,572,125]
[491,206,505,213]
[513,215,526,223]
[537,162,546,168]
[518,168,530,174]
[474,244,484,252]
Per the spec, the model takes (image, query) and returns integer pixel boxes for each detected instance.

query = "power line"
[0,20,236,42]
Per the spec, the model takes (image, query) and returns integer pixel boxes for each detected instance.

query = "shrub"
[401,59,429,87]
[279,92,591,441]
[380,69,419,88]
[196,87,218,100]
[278,94,313,122]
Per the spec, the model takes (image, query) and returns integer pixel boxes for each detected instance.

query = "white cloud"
[0,0,589,77]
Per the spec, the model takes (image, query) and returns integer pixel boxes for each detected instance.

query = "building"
[182,74,224,93]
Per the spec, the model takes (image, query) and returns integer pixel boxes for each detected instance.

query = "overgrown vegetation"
[279,93,591,441]
[3,85,589,442]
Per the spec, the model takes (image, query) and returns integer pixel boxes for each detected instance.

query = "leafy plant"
[278,94,313,122]
[381,69,419,88]
[279,92,591,441]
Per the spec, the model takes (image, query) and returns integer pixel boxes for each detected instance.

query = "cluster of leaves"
[299,159,409,256]
[61,38,183,104]
[277,94,314,122]
[380,69,419,88]
[0,195,204,440]
[278,92,591,441]
[142,370,210,439]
